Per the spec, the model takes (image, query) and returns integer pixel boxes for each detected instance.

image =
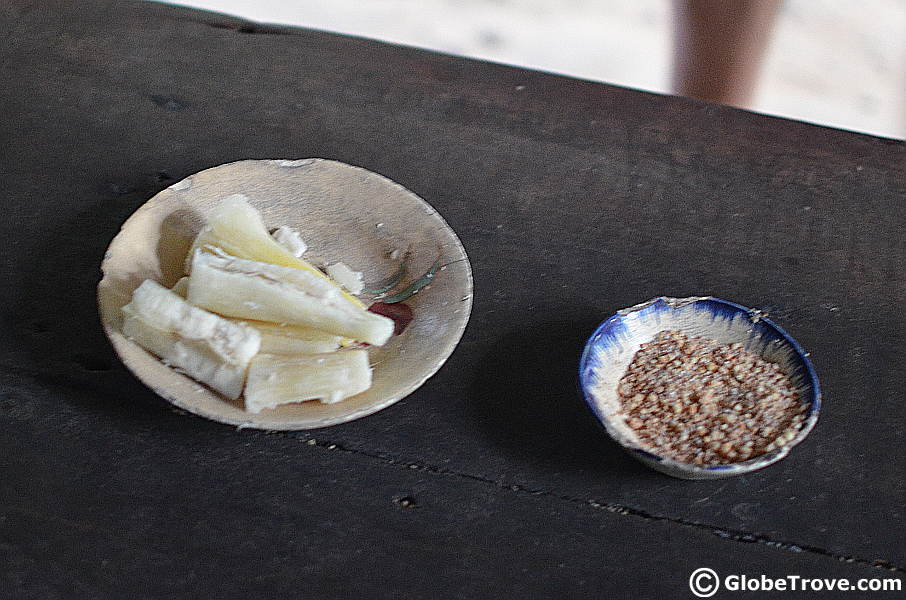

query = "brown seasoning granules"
[617,330,807,465]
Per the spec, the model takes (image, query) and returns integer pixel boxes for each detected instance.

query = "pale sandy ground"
[158,0,905,139]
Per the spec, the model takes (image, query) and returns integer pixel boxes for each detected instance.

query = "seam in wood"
[6,367,903,575]
[296,436,905,575]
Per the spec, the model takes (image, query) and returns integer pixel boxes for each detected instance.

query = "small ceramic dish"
[579,296,820,479]
[98,158,473,429]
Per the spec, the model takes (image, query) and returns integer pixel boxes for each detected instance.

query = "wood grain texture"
[1,0,904,597]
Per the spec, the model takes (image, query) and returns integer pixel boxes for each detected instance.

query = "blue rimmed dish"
[579,296,820,480]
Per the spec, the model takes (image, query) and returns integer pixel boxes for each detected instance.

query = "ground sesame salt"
[617,330,807,466]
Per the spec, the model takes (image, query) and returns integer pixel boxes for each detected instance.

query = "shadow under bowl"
[578,296,820,480]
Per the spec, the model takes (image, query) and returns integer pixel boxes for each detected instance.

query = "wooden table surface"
[2,1,904,598]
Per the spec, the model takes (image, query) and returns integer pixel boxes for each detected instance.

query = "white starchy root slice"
[244,350,372,412]
[170,276,189,297]
[187,250,394,346]
[121,280,261,399]
[177,273,340,352]
[229,319,341,355]
[271,225,308,257]
[185,194,365,309]
[325,262,364,295]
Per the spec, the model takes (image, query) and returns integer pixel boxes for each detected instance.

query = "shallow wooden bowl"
[98,159,473,429]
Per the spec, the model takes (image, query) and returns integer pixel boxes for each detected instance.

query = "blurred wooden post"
[672,0,783,107]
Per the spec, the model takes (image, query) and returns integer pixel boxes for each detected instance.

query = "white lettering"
[788,575,801,590]
[694,568,902,594]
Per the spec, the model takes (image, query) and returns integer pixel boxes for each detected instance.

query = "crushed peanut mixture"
[617,330,807,465]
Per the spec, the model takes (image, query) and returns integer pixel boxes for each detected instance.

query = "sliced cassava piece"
[271,225,308,257]
[169,276,340,354]
[244,350,373,412]
[186,193,365,309]
[187,249,394,346]
[234,320,341,355]
[121,280,261,399]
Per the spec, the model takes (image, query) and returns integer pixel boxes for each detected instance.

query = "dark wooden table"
[2,1,904,598]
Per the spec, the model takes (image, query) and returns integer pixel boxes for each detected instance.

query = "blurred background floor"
[158,0,905,139]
